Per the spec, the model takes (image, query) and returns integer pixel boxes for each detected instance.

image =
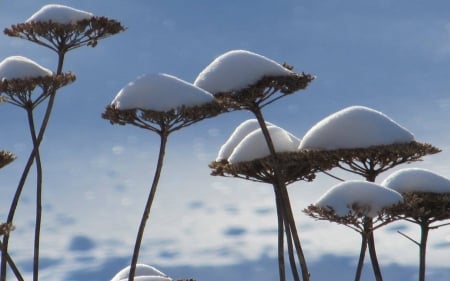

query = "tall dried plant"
[103,101,226,281]
[1,12,124,281]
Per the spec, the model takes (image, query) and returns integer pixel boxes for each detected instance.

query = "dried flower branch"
[4,17,125,52]
[0,150,16,169]
[0,73,76,108]
[386,192,450,281]
[103,99,226,281]
[304,203,400,281]
[214,72,314,110]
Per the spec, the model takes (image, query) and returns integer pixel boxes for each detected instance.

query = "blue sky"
[1,1,450,280]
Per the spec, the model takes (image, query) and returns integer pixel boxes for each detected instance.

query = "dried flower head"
[214,72,315,110]
[209,149,340,185]
[0,150,16,169]
[386,192,450,224]
[4,16,125,52]
[0,72,76,108]
[304,203,399,233]
[0,223,15,236]
[328,142,441,181]
[102,99,228,134]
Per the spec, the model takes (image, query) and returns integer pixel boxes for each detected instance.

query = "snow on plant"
[299,105,440,281]
[298,105,415,150]
[25,4,94,24]
[382,168,450,281]
[103,73,225,281]
[304,180,403,281]
[227,124,300,163]
[0,5,124,281]
[216,119,274,162]
[314,180,403,217]
[111,73,214,111]
[110,264,173,281]
[199,49,315,281]
[194,49,293,94]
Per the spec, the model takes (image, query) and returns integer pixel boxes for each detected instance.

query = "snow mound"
[194,49,292,94]
[381,168,450,194]
[26,4,94,24]
[216,119,274,162]
[299,105,414,150]
[0,56,52,80]
[110,264,172,281]
[228,125,300,163]
[111,73,214,111]
[315,180,403,217]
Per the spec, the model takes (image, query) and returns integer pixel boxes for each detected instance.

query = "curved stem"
[282,189,309,281]
[274,187,286,281]
[128,130,169,281]
[0,241,24,281]
[0,52,66,281]
[419,223,429,281]
[366,220,383,281]
[26,107,43,281]
[354,233,368,281]
[284,210,300,281]
[251,105,309,281]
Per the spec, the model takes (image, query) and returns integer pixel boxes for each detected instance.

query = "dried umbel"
[102,100,228,134]
[209,149,341,185]
[214,72,315,110]
[327,141,441,180]
[0,223,14,236]
[0,150,16,169]
[4,17,125,52]
[386,192,450,223]
[304,203,398,233]
[0,73,76,108]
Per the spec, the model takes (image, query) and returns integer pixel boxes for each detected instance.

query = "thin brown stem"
[419,223,429,281]
[367,220,383,281]
[274,187,286,281]
[0,241,24,281]
[251,105,309,281]
[0,52,66,281]
[355,233,368,281]
[128,128,169,281]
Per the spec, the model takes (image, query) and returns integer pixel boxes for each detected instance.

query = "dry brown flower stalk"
[0,151,16,169]
[387,192,450,223]
[385,192,450,281]
[214,72,315,109]
[2,13,124,281]
[209,71,315,281]
[304,204,398,234]
[103,99,227,281]
[102,100,228,133]
[0,73,76,108]
[330,142,441,181]
[209,149,340,185]
[4,17,125,52]
[304,203,399,281]
[0,224,14,237]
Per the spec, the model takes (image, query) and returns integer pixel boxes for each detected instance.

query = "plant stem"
[26,106,43,281]
[0,241,24,281]
[252,105,309,281]
[354,233,368,281]
[284,210,300,281]
[274,187,286,281]
[0,52,66,281]
[366,220,383,281]
[419,223,429,281]
[128,129,169,281]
